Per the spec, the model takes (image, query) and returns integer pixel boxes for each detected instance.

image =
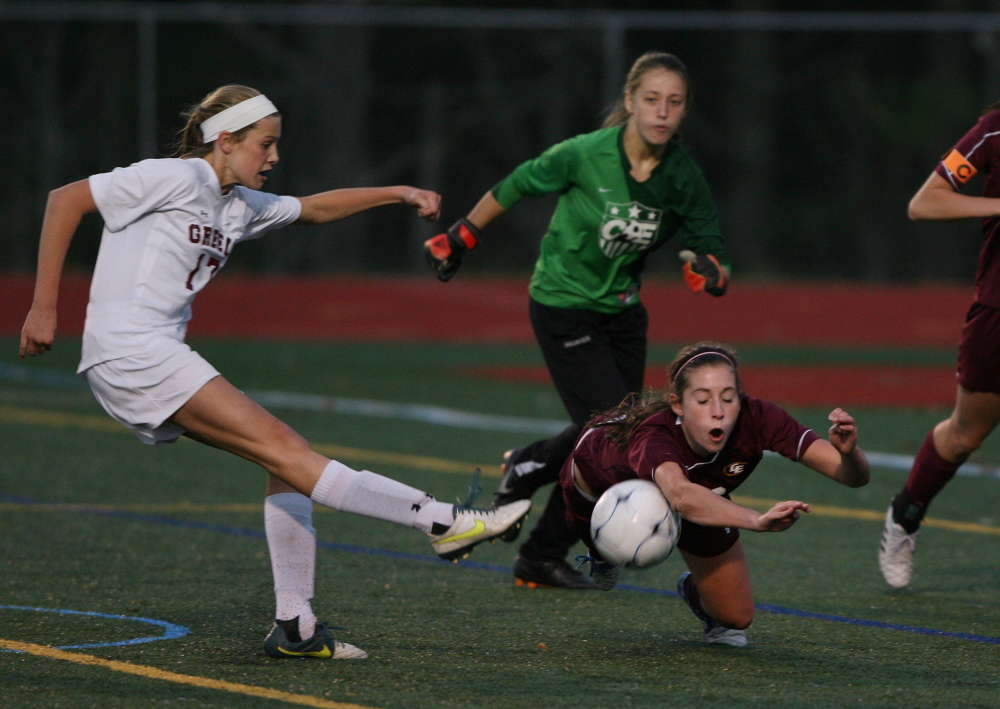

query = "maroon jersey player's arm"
[798,407,869,488]
[653,461,808,533]
[910,112,1000,221]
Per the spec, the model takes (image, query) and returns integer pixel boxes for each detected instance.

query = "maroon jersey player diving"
[561,343,870,646]
[879,103,1000,588]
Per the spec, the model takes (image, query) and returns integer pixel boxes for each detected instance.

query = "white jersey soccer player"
[82,156,302,442]
[20,85,530,660]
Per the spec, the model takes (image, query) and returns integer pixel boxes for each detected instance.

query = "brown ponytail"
[172,84,272,158]
[602,51,692,129]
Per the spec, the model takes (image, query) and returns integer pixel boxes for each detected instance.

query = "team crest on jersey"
[724,462,749,477]
[599,201,662,258]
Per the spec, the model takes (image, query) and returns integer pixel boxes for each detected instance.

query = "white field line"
[2,361,997,479]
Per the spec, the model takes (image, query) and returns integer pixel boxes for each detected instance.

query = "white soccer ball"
[590,479,681,567]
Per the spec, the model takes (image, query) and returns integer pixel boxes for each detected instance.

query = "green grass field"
[2,337,999,709]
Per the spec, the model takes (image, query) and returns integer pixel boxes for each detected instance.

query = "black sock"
[276,616,302,643]
[891,488,927,534]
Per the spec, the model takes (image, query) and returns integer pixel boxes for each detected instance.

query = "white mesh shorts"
[82,339,220,446]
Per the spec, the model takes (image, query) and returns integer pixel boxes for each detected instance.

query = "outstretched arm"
[297,186,441,225]
[800,408,870,487]
[465,191,507,230]
[21,180,98,357]
[654,461,809,532]
[908,172,1000,221]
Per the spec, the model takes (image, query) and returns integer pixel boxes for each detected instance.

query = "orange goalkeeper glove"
[682,253,728,296]
[423,218,481,282]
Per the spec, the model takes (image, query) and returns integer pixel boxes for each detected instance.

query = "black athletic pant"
[516,299,647,562]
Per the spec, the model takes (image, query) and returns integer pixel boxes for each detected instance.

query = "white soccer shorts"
[83,339,220,446]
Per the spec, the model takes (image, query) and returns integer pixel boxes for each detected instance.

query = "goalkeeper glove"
[682,254,728,296]
[424,218,481,282]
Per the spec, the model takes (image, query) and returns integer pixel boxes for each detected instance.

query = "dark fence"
[3,4,1000,281]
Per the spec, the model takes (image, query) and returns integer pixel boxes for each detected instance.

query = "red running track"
[0,273,973,346]
[2,274,968,407]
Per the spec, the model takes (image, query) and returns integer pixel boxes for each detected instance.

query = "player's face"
[228,116,281,190]
[624,68,688,148]
[670,363,740,457]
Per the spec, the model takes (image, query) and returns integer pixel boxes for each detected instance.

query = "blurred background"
[3,1,1000,282]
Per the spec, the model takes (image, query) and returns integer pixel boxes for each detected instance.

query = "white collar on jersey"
[199,94,278,143]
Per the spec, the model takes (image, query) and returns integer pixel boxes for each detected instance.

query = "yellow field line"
[733,496,1000,536]
[0,404,123,434]
[2,403,997,536]
[0,404,497,476]
[0,638,378,709]
[311,442,492,476]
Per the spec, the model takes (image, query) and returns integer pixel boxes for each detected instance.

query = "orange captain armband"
[942,149,978,185]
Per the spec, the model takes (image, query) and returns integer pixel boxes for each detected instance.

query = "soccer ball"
[590,479,681,567]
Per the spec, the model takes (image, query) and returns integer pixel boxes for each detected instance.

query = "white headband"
[199,94,278,143]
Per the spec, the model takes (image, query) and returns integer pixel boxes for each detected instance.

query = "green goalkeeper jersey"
[492,126,727,313]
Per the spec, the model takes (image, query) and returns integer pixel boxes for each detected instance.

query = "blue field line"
[0,361,88,390]
[613,587,1000,645]
[0,605,190,650]
[4,494,999,646]
[2,361,998,479]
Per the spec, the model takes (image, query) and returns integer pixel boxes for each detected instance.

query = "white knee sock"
[310,460,455,533]
[264,492,317,640]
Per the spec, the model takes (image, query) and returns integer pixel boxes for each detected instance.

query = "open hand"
[756,500,810,532]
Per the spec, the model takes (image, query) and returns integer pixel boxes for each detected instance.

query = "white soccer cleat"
[704,626,748,647]
[430,499,531,561]
[331,641,369,660]
[878,504,918,588]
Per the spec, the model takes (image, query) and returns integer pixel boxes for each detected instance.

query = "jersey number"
[185,254,221,290]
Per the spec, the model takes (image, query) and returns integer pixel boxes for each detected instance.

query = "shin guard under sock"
[310,460,454,533]
[264,493,317,640]
[896,430,961,533]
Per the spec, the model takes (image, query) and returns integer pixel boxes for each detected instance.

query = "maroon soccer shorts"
[956,302,1000,394]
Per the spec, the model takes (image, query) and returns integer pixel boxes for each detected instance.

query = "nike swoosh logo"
[598,188,612,192]
[277,645,332,658]
[436,519,486,544]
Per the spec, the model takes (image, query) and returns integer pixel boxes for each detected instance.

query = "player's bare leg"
[881,386,1000,588]
[933,386,1000,462]
[172,376,328,493]
[677,542,752,647]
[171,377,528,657]
[171,376,529,555]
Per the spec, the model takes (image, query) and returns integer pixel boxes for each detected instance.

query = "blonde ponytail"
[173,85,270,158]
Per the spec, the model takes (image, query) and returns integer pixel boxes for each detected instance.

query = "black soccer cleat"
[263,619,367,659]
[513,555,598,590]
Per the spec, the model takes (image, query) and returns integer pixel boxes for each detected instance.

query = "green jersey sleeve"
[677,167,731,271]
[491,137,581,209]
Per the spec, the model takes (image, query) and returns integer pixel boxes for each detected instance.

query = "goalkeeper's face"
[625,67,688,148]
[670,363,740,458]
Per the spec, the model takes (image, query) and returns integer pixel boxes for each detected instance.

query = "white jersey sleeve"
[89,159,197,233]
[232,187,302,241]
